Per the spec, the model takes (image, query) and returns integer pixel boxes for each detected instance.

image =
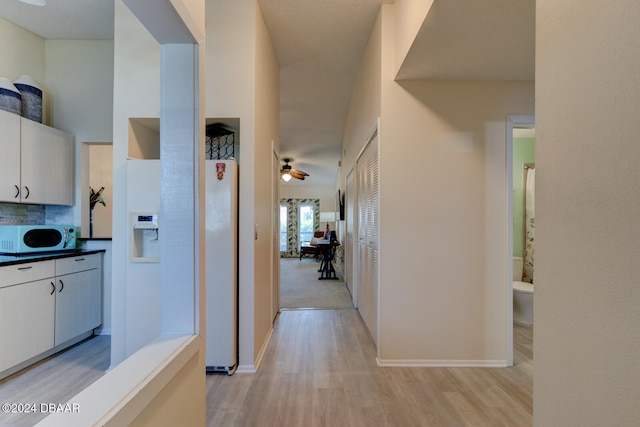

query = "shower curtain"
[523,166,535,283]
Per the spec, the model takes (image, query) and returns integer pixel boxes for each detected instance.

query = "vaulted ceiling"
[0,0,534,187]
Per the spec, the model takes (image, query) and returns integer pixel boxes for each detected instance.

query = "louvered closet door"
[357,132,379,345]
[345,169,355,302]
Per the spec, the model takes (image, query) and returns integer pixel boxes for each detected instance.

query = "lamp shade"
[319,211,336,222]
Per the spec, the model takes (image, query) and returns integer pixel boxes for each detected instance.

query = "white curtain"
[523,166,535,283]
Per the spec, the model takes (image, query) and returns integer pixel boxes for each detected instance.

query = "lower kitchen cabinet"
[0,252,102,379]
[0,278,56,373]
[54,255,102,345]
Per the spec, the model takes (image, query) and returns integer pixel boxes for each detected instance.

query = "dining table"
[316,238,339,280]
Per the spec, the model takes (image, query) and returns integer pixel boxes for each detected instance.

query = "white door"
[356,131,379,346]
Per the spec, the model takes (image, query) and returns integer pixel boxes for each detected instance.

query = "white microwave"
[0,225,76,254]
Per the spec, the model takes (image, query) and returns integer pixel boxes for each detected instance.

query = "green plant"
[89,186,107,210]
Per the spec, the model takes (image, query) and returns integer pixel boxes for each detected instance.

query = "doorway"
[81,142,113,239]
[278,196,353,310]
[507,115,535,367]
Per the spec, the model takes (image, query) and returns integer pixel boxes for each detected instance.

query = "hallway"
[206,309,533,426]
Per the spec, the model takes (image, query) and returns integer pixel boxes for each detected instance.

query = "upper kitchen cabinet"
[0,109,74,206]
[21,118,74,206]
[0,109,21,203]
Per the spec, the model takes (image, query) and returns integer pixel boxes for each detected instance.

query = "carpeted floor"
[280,257,353,309]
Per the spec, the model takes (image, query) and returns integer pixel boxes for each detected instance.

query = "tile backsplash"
[0,203,45,224]
[0,203,74,225]
[45,205,74,225]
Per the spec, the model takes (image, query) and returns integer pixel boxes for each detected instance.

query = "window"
[280,205,288,252]
[299,204,314,246]
[279,198,319,257]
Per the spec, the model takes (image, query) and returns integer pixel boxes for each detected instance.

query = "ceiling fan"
[280,158,309,182]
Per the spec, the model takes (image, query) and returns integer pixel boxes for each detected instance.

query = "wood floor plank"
[206,309,533,426]
[0,292,533,427]
[0,335,109,426]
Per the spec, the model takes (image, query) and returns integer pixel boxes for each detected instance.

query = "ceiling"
[0,0,534,187]
[396,0,534,81]
[0,0,114,40]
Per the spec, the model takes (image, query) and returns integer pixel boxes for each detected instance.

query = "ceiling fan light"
[18,0,46,6]
[281,172,292,182]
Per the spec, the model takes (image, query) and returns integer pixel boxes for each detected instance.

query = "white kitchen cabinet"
[0,109,74,206]
[0,253,102,379]
[0,109,22,203]
[20,117,74,206]
[54,254,102,345]
[0,261,56,373]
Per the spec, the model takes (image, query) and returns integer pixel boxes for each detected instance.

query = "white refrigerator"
[204,159,238,375]
[125,159,238,374]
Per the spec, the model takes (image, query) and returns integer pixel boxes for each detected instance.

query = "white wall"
[111,0,161,366]
[535,1,640,425]
[342,5,534,364]
[0,18,45,103]
[280,186,337,213]
[45,40,114,233]
[393,0,434,72]
[253,1,280,366]
[205,0,279,371]
[205,0,257,370]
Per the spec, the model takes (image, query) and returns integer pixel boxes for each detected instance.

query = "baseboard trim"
[376,358,508,368]
[254,326,274,371]
[235,326,275,374]
[235,364,256,374]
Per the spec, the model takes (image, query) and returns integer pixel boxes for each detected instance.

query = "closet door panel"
[356,131,379,346]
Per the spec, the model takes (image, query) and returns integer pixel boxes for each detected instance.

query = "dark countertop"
[0,249,106,267]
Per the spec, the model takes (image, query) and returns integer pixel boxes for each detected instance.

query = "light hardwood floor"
[0,335,110,426]
[207,310,533,426]
[0,312,532,426]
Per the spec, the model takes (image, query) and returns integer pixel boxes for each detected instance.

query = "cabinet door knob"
[24,186,30,199]
[50,282,55,295]
[58,279,64,293]
[14,185,19,199]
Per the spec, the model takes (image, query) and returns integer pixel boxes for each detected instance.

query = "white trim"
[376,357,508,368]
[235,365,257,374]
[235,325,274,374]
[355,122,379,164]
